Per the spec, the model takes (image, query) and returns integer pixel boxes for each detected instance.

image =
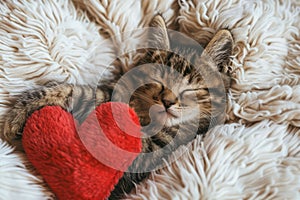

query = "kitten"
[2,15,233,199]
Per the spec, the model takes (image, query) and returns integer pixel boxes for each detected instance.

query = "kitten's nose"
[162,90,177,109]
[162,99,175,109]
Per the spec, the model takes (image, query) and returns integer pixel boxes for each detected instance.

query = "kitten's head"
[114,15,233,133]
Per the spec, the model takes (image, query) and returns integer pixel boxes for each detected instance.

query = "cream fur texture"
[0,0,299,199]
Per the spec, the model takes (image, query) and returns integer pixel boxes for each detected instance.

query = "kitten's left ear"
[202,30,233,72]
[148,14,170,50]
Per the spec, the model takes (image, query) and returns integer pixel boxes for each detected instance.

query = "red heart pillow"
[22,102,142,200]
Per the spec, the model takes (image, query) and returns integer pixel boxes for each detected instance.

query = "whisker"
[159,52,165,66]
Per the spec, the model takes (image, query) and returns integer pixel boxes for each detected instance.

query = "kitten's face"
[129,59,211,128]
[113,15,233,132]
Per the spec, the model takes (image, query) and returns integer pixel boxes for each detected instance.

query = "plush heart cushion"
[22,102,142,200]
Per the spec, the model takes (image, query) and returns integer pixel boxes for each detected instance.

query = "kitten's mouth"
[148,104,179,126]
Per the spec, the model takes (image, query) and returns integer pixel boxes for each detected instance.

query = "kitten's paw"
[3,106,27,142]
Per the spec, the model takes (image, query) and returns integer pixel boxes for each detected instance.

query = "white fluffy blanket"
[1,0,300,199]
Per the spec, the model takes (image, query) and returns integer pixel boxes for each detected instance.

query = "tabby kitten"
[2,15,233,199]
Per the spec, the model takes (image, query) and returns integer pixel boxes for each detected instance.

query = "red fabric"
[22,102,142,200]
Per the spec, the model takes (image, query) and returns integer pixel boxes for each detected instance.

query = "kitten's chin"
[165,108,201,127]
[148,105,185,127]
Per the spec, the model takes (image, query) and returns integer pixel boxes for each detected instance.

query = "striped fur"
[2,15,233,199]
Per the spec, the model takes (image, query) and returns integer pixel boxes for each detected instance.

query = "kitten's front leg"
[2,83,110,145]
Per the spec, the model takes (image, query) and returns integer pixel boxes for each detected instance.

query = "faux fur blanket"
[1,0,300,199]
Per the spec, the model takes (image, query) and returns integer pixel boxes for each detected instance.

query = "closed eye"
[179,92,197,105]
[181,88,204,93]
[180,88,208,99]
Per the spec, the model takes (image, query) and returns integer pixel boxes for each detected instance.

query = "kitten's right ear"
[148,14,170,50]
[202,30,233,72]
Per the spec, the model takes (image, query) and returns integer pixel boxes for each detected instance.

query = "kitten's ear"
[148,14,170,50]
[202,30,233,71]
